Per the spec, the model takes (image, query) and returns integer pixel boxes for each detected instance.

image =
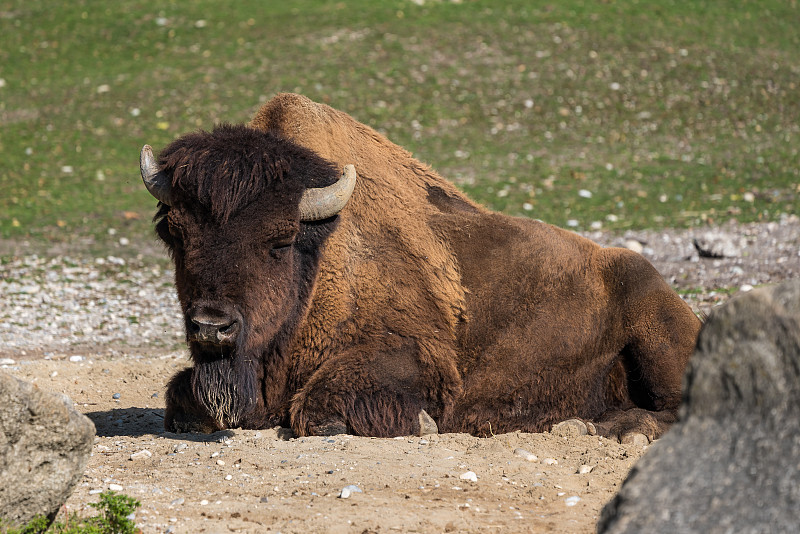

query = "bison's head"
[141,124,355,426]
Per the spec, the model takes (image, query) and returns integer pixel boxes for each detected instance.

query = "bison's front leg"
[290,341,460,437]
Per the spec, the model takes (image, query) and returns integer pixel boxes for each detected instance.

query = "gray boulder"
[0,371,95,527]
[599,279,800,534]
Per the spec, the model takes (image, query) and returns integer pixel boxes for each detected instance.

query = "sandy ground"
[6,352,646,534]
[3,218,798,533]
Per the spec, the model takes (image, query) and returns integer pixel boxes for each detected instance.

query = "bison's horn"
[140,144,172,206]
[298,164,357,221]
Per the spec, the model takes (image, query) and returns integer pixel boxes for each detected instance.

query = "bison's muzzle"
[187,306,242,346]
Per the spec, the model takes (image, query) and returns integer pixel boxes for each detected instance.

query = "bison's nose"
[188,309,241,346]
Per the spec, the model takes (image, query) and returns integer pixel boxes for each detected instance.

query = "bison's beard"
[191,353,260,429]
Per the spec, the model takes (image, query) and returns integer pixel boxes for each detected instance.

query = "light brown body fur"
[240,94,701,440]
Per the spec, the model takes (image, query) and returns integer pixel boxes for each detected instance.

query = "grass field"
[1,0,798,246]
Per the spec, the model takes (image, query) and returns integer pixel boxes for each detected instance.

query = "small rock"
[586,421,597,435]
[169,497,184,506]
[621,433,649,447]
[0,358,15,366]
[418,409,438,436]
[200,500,208,506]
[259,497,269,503]
[459,471,478,482]
[693,232,741,258]
[551,419,588,438]
[514,448,538,462]
[565,495,581,506]
[112,393,121,400]
[108,484,123,491]
[216,459,225,466]
[69,356,83,362]
[130,450,152,461]
[577,465,594,474]
[173,443,187,453]
[224,475,232,481]
[541,458,559,466]
[625,240,644,254]
[339,485,363,499]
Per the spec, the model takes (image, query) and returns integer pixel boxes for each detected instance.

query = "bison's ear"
[140,144,172,206]
[298,164,356,221]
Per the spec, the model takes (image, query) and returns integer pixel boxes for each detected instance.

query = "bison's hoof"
[308,419,348,436]
[417,409,438,436]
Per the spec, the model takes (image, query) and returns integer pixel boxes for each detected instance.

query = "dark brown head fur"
[155,124,343,430]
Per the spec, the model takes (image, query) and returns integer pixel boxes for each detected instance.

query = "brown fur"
[157,93,701,441]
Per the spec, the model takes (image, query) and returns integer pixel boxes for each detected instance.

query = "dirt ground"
[3,218,798,533]
[6,352,645,534]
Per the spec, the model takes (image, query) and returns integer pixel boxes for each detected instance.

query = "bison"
[141,93,701,441]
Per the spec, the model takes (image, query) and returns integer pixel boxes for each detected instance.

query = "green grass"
[1,0,798,245]
[0,491,140,534]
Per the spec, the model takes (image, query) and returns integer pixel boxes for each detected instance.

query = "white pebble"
[216,459,225,466]
[513,448,538,462]
[565,495,581,506]
[339,485,362,499]
[541,458,558,466]
[224,475,233,481]
[0,358,15,365]
[740,284,754,292]
[130,450,152,461]
[625,240,644,254]
[459,471,478,482]
[577,465,594,474]
[108,484,124,491]
[88,489,103,495]
[69,355,84,362]
[200,500,209,505]
[578,189,592,199]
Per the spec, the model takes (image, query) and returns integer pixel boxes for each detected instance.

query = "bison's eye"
[269,238,294,259]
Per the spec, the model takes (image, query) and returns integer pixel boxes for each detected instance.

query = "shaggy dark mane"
[158,123,338,222]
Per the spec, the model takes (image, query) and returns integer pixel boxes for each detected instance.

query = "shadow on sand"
[85,407,232,442]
